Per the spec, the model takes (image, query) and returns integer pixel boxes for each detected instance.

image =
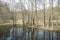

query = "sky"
[0,0,58,11]
[1,0,19,3]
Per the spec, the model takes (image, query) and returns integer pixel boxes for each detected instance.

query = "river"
[0,27,60,40]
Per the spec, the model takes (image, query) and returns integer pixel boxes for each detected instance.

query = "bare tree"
[35,0,38,26]
[49,0,53,27]
[43,0,46,27]
[49,0,51,26]
[19,0,25,25]
[57,0,59,27]
[11,0,16,27]
[30,0,35,25]
[50,0,54,27]
[25,0,31,25]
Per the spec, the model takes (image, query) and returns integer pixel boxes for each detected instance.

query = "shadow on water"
[0,26,60,40]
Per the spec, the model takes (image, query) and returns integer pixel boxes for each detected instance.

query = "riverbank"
[0,24,60,31]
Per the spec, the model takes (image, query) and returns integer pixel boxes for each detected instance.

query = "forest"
[0,0,60,27]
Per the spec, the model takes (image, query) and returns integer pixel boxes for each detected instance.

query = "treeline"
[0,0,60,26]
[0,4,60,23]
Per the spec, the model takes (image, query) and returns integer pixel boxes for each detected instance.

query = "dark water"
[0,27,60,40]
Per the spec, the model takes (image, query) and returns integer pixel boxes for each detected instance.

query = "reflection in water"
[38,30,44,40]
[53,32,57,40]
[0,27,60,40]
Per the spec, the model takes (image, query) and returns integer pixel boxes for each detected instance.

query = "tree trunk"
[44,0,46,27]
